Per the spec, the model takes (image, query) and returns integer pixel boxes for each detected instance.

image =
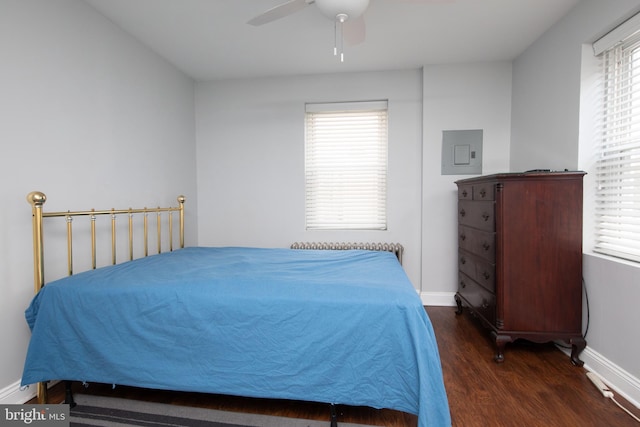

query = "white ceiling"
[84,0,581,82]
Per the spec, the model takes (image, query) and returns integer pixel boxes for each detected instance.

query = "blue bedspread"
[22,247,450,426]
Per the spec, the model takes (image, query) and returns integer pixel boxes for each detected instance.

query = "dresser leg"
[493,334,510,363]
[569,337,586,367]
[454,294,463,315]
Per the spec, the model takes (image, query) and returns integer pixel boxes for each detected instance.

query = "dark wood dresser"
[454,172,586,365]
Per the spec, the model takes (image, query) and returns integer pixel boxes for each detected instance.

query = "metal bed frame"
[26,191,186,404]
[25,192,412,427]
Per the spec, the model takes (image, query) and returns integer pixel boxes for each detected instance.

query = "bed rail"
[290,242,404,265]
[26,191,185,404]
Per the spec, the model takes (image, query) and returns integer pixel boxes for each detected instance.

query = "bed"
[21,191,451,427]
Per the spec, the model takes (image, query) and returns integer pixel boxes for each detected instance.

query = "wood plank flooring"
[35,306,640,426]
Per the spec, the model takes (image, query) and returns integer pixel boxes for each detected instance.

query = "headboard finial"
[177,195,186,204]
[27,191,47,207]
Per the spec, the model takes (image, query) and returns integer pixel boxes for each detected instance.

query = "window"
[593,15,640,262]
[304,101,388,230]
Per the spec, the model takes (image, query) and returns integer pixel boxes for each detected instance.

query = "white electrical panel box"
[441,129,483,175]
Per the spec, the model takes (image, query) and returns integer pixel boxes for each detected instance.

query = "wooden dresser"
[454,172,586,365]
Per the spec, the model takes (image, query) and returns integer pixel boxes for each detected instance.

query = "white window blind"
[305,101,388,230]
[594,21,640,263]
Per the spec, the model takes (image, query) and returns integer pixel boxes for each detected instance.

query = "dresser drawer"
[458,271,496,325]
[458,184,473,200]
[458,183,495,201]
[458,250,496,293]
[458,250,476,279]
[473,183,495,201]
[458,200,495,232]
[458,225,495,263]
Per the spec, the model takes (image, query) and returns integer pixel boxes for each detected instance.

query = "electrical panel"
[441,129,483,175]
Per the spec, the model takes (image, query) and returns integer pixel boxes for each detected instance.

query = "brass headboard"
[26,191,185,403]
[27,191,186,293]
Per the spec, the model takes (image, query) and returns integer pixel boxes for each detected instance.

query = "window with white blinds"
[594,17,640,263]
[304,101,388,230]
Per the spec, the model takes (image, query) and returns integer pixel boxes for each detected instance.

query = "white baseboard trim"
[0,380,36,405]
[558,345,640,410]
[420,291,456,306]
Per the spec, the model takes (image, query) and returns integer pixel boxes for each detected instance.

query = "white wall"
[421,63,512,304]
[0,0,197,403]
[195,65,513,298]
[195,70,425,288]
[510,0,640,406]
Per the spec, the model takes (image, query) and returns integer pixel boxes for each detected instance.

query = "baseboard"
[420,291,456,306]
[0,380,36,405]
[558,345,640,409]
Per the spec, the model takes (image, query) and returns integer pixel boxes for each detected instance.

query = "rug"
[70,394,375,427]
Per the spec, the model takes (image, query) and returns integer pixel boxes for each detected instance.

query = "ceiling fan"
[248,0,371,61]
[248,0,445,61]
[247,0,371,28]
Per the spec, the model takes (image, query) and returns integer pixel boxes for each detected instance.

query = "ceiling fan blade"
[344,16,366,46]
[247,0,314,26]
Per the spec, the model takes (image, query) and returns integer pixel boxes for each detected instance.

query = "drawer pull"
[482,212,490,221]
[482,242,491,251]
[460,233,466,241]
[483,271,491,280]
[460,257,466,265]
[479,188,487,198]
[459,208,466,217]
[460,280,466,289]
[462,189,468,198]
[481,300,489,309]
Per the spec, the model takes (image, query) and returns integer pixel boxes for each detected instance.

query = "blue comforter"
[22,247,450,426]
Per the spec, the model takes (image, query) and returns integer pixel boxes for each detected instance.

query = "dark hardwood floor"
[35,306,640,426]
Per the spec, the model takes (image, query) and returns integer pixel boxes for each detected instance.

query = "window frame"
[593,16,640,263]
[304,100,389,231]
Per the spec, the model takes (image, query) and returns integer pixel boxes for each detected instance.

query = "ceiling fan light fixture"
[315,0,370,21]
